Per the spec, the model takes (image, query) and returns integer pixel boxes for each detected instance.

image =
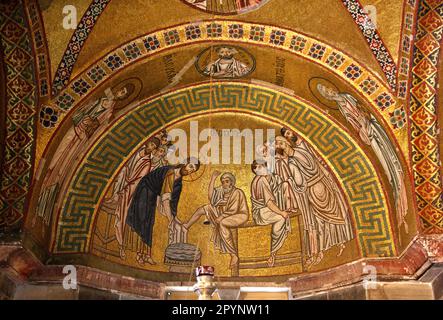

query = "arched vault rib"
[49,82,398,258]
[48,21,404,155]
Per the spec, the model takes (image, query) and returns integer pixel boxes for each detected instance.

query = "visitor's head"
[145,137,160,153]
[115,86,129,100]
[179,157,201,176]
[256,140,276,158]
[155,129,167,139]
[281,127,298,146]
[217,47,237,59]
[256,143,268,158]
[221,172,236,192]
[275,136,290,156]
[153,145,168,160]
[160,133,171,146]
[317,83,339,100]
[251,159,268,176]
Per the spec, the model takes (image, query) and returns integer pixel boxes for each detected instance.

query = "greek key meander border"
[53,83,395,258]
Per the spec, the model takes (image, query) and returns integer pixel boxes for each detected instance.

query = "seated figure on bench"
[183,171,249,269]
[251,160,298,267]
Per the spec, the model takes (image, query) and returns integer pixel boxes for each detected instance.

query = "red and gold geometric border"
[51,0,110,96]
[24,0,51,99]
[397,0,420,103]
[410,0,443,232]
[0,0,38,236]
[341,0,398,90]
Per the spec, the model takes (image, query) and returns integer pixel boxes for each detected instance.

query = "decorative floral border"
[50,21,399,136]
[390,0,420,133]
[410,0,443,233]
[51,0,111,96]
[0,0,37,235]
[341,0,398,91]
[24,0,51,99]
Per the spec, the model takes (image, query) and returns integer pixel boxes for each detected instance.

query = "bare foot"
[267,254,276,267]
[144,256,156,265]
[337,244,345,257]
[313,252,324,265]
[136,253,144,265]
[305,257,315,268]
[229,255,239,269]
[119,247,126,259]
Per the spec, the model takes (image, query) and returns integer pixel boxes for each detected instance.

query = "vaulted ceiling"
[1,0,442,287]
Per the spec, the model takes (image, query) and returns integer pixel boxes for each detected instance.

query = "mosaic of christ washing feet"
[0,0,443,301]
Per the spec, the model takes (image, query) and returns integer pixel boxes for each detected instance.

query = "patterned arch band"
[51,21,399,136]
[52,82,396,258]
[410,0,443,232]
[0,1,38,234]
[51,0,401,96]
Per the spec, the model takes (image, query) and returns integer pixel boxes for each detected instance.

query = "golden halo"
[111,77,143,111]
[308,77,340,110]
[182,163,206,182]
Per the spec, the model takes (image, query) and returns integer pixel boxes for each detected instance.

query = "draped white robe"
[337,93,408,231]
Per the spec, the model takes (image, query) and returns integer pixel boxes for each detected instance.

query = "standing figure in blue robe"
[126,157,201,265]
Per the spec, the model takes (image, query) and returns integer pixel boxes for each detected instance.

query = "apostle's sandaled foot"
[229,255,239,269]
[119,247,126,260]
[337,244,345,257]
[305,257,315,269]
[267,254,276,268]
[313,252,324,265]
[136,253,144,265]
[144,255,156,265]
